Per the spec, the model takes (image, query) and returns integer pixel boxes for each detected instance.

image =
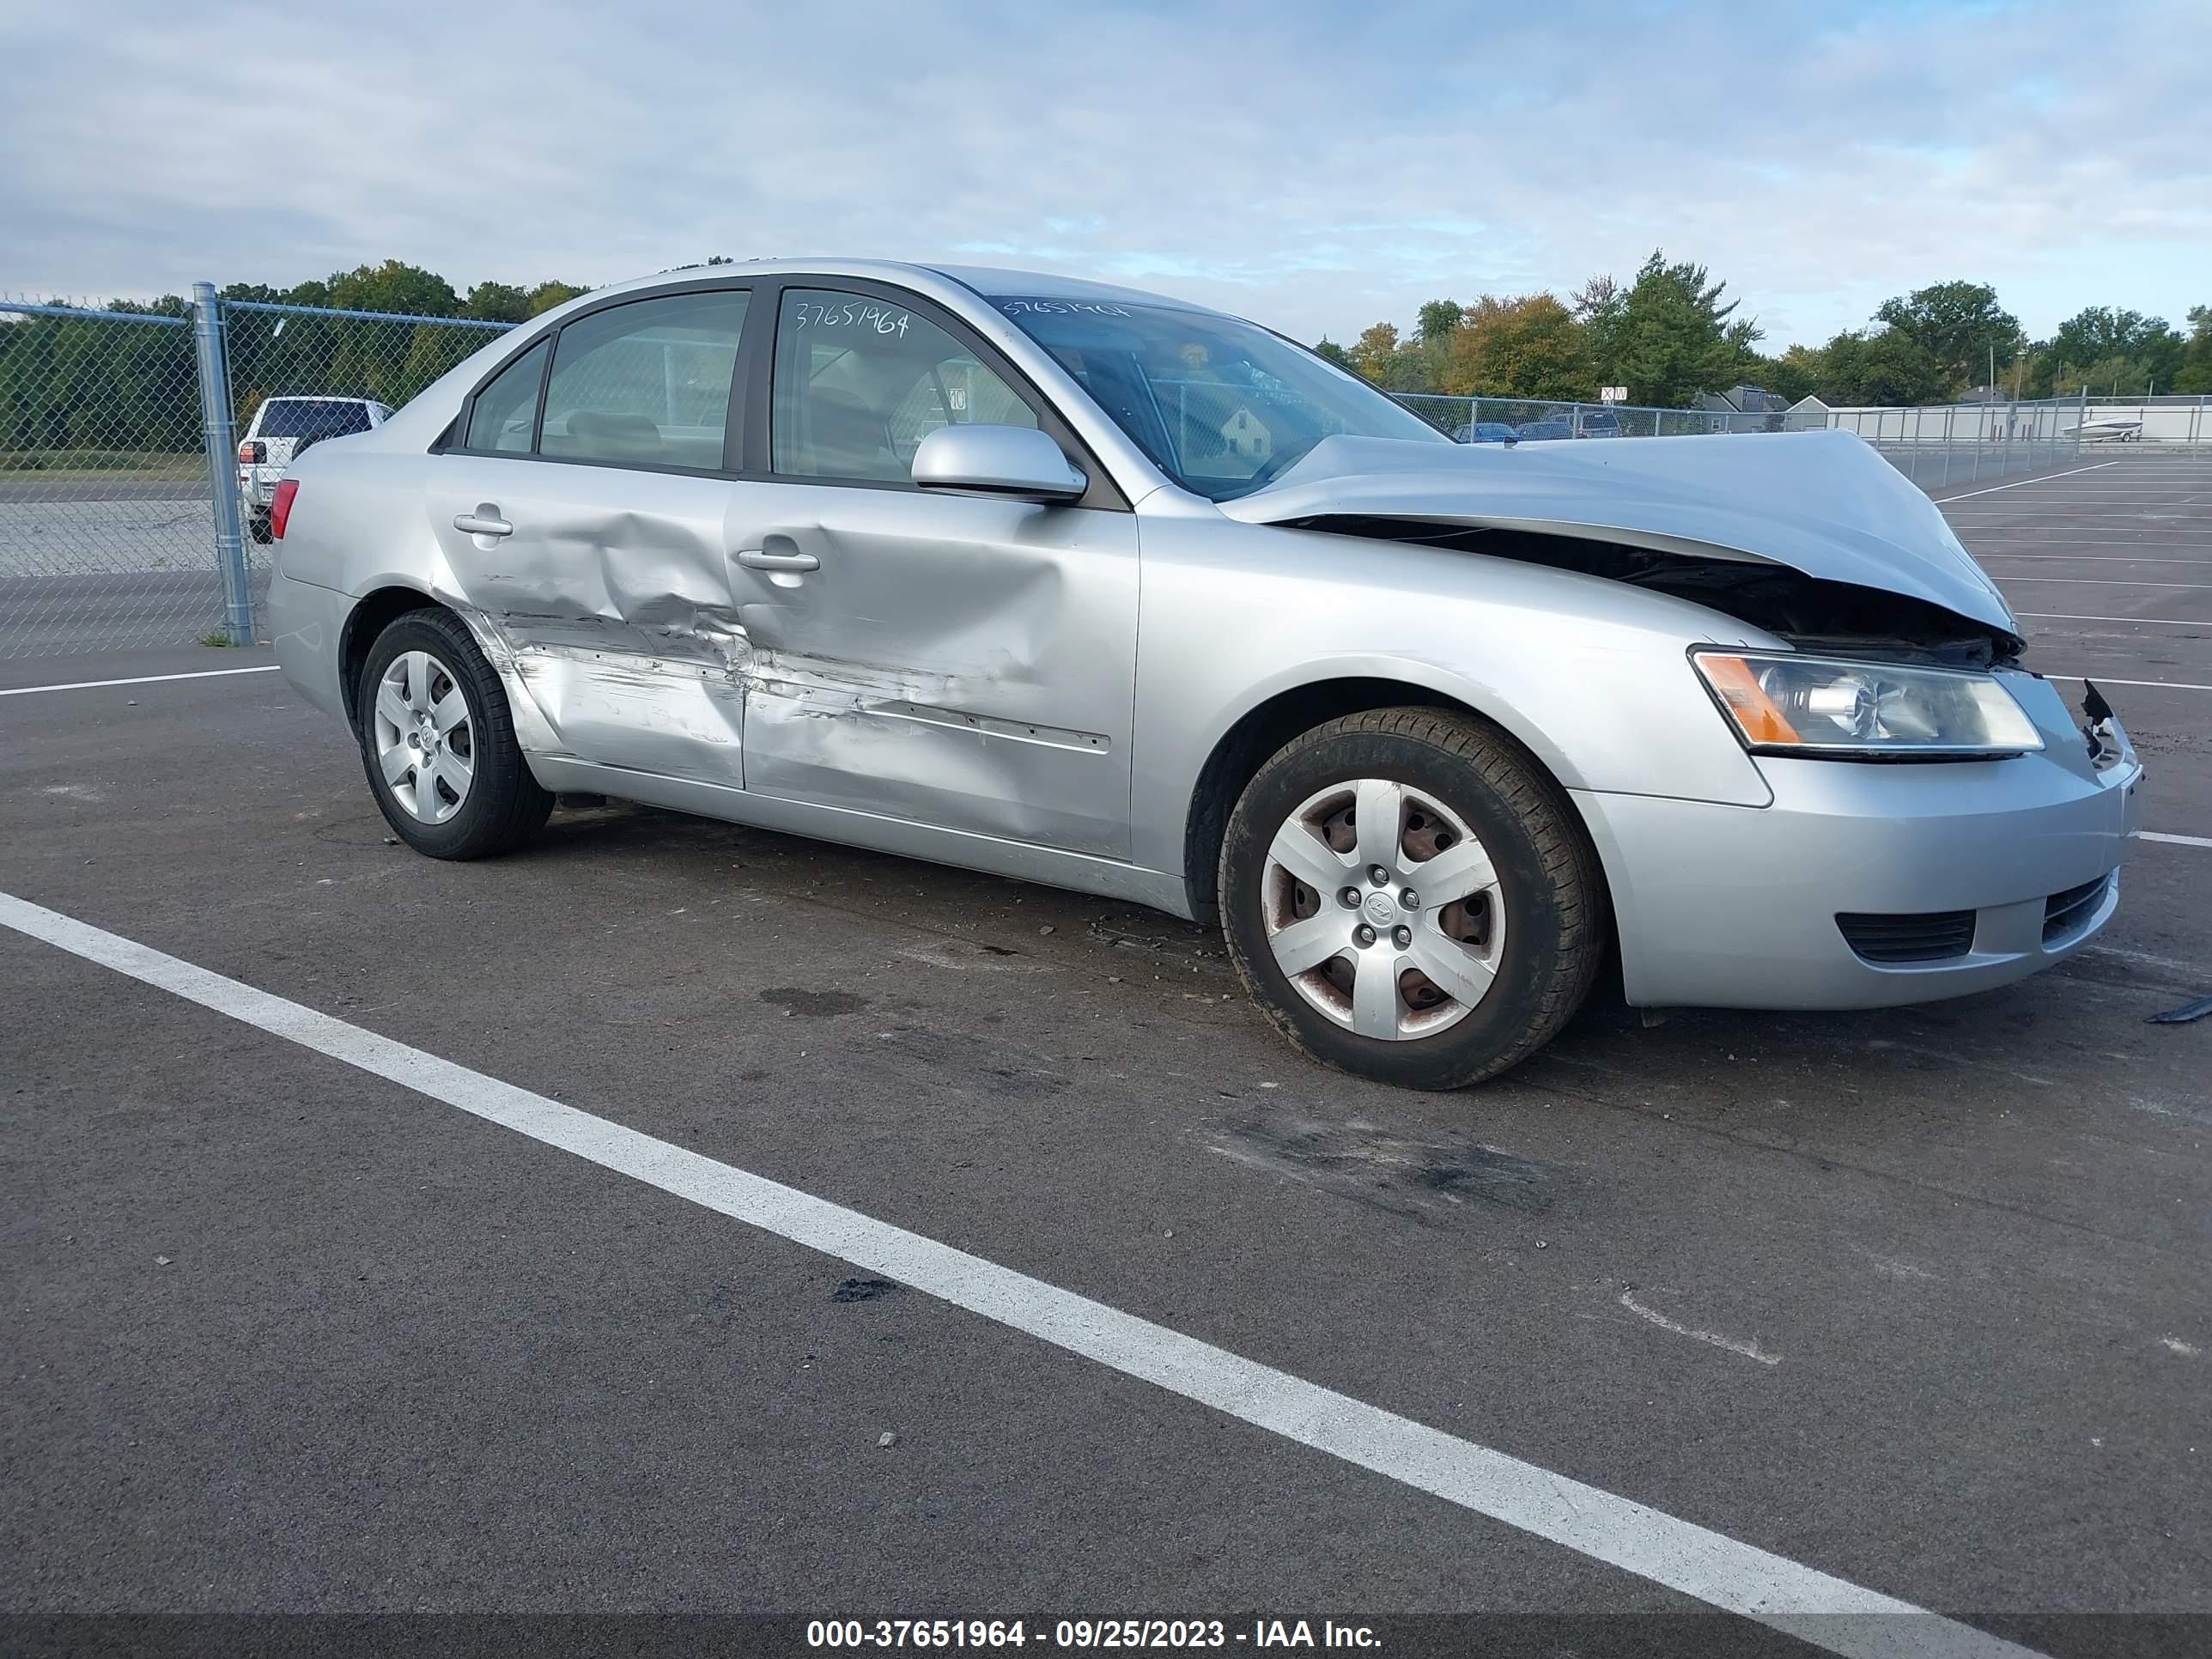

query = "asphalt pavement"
[2,455,2207,1658]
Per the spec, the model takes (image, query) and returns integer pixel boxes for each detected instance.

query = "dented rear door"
[428,286,755,787]
[433,458,749,785]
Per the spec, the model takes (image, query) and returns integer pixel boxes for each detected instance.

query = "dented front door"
[724,481,1139,859]
[430,455,750,786]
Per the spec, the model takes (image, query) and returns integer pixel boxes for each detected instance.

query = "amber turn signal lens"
[1693,653,1802,745]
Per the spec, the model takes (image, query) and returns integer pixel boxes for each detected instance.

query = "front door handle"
[735,547,820,572]
[454,504,513,538]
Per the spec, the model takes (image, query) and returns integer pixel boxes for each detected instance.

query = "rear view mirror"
[912,425,1087,501]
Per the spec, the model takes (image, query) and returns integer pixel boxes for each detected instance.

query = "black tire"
[248,512,273,544]
[356,607,551,860]
[1218,708,1606,1090]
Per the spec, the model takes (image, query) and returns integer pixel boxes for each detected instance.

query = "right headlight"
[1692,650,2044,758]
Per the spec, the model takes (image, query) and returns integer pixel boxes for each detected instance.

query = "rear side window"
[540,290,749,470]
[257,400,373,443]
[771,288,1035,484]
[463,338,550,453]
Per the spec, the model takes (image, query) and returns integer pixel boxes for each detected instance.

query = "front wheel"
[356,607,551,860]
[1218,708,1606,1090]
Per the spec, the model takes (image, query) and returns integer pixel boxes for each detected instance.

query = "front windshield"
[993,296,1447,500]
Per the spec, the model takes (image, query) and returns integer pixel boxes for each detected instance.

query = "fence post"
[191,282,255,646]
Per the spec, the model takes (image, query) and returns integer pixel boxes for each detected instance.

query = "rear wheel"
[1218,708,1605,1089]
[356,608,550,860]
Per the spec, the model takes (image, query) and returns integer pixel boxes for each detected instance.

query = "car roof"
[572,258,1228,320]
[921,264,1212,310]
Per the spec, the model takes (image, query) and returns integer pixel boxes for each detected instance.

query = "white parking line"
[2021,613,2208,626]
[1930,463,2118,501]
[0,888,2040,1659]
[0,665,281,698]
[1978,556,2212,564]
[1998,578,2212,590]
[2042,673,2212,693]
[2140,831,2212,850]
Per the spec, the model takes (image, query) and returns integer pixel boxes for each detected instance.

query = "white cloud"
[3,0,2207,346]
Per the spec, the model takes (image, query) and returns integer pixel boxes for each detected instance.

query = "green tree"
[1815,329,1944,406]
[2174,306,2212,395]
[463,282,532,323]
[2043,306,2185,392]
[1312,337,1353,369]
[1584,252,1760,407]
[1443,294,1595,399]
[324,260,461,317]
[526,280,589,316]
[1415,300,1463,343]
[1872,280,2023,394]
[1347,320,1418,388]
[1754,345,1823,404]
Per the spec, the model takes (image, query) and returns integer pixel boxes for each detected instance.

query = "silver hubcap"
[373,650,474,824]
[1261,778,1507,1041]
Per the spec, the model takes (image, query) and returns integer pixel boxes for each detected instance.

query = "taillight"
[270,478,299,540]
[238,439,265,465]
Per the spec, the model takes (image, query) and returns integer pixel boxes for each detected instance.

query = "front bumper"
[1575,677,2143,1010]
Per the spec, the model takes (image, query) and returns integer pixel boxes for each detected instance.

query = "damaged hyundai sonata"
[268,260,2143,1089]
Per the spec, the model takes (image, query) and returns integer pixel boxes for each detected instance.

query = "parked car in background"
[1451,422,1521,445]
[1577,410,1622,438]
[1514,417,1575,441]
[267,259,2140,1091]
[238,397,392,541]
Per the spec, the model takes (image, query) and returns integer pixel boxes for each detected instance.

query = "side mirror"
[912,424,1086,501]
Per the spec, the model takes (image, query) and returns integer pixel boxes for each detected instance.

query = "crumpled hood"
[1219,428,2018,636]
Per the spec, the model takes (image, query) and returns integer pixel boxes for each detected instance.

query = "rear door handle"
[735,547,820,572]
[453,504,513,538]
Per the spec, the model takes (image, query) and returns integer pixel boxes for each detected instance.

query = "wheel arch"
[338,584,446,728]
[1178,667,1601,927]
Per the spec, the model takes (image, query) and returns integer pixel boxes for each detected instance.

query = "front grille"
[1836,909,1978,964]
[2043,875,2111,943]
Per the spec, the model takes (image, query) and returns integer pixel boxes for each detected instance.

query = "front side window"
[771,288,1036,484]
[993,297,1447,500]
[462,337,550,453]
[539,290,749,469]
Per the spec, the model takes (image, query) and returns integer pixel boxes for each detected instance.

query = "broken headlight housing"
[1692,650,2043,758]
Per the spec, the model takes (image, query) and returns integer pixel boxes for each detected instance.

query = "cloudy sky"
[3,0,2207,349]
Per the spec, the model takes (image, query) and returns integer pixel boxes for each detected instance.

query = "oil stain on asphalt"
[759,987,870,1018]
[1207,1112,1554,1223]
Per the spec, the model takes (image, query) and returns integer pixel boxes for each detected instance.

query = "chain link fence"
[1,291,513,659]
[1394,390,2085,488]
[0,301,216,656]
[1396,392,1736,441]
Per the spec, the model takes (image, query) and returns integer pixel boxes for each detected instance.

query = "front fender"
[1127,516,1777,884]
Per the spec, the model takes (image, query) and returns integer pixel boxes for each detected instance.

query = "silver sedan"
[267,261,2143,1089]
